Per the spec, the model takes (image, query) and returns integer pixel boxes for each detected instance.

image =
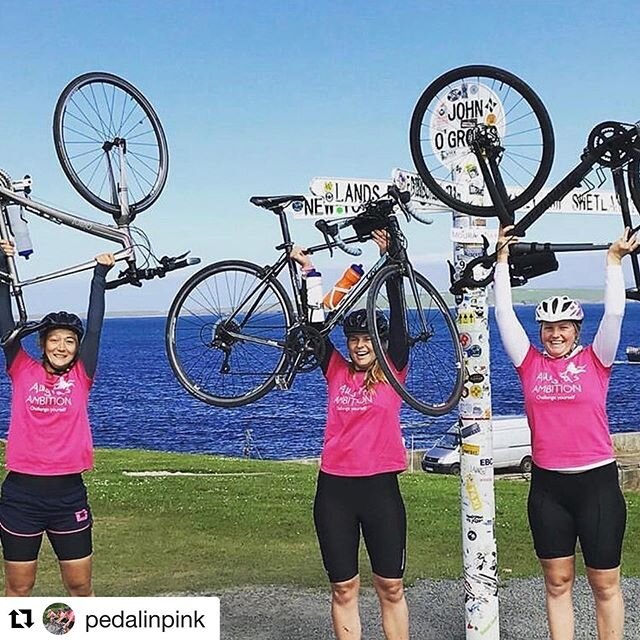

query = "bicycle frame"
[0,180,135,324]
[455,122,640,297]
[219,204,420,387]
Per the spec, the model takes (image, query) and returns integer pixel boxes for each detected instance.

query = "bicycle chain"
[286,325,326,372]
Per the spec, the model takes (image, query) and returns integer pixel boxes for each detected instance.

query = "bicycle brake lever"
[315,219,335,257]
[387,185,413,222]
[160,251,189,265]
[406,201,434,225]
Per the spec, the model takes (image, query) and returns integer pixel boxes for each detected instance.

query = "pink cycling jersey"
[320,350,407,476]
[5,348,93,474]
[517,345,614,469]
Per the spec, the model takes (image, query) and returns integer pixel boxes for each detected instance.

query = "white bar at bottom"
[0,597,219,640]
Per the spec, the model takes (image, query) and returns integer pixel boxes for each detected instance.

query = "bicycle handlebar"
[105,253,201,290]
[450,240,617,294]
[312,187,430,257]
[314,219,363,257]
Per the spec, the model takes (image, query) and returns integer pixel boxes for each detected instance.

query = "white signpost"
[427,79,502,639]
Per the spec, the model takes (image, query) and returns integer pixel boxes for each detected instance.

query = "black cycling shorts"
[528,462,626,570]
[0,472,93,562]
[313,471,406,583]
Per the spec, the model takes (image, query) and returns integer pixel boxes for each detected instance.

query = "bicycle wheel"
[366,265,464,416]
[166,260,294,407]
[410,65,554,216]
[53,72,168,216]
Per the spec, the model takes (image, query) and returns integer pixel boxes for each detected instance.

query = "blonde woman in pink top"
[291,229,410,640]
[0,239,114,597]
[494,225,639,640]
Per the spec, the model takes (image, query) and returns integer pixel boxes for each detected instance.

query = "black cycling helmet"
[342,309,389,337]
[38,311,84,341]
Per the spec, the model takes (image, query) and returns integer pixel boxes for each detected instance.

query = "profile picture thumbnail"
[43,602,75,635]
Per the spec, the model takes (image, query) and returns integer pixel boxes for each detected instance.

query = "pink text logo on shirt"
[334,384,374,411]
[26,378,74,412]
[532,364,587,401]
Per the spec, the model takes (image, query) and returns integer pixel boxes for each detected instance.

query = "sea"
[0,303,638,460]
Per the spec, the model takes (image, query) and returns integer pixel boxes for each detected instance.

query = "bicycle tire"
[628,157,640,214]
[53,72,168,216]
[165,260,294,407]
[366,264,464,416]
[409,65,554,217]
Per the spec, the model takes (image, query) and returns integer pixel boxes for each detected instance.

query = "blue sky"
[1,0,639,314]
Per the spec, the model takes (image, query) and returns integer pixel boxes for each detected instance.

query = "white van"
[421,416,532,475]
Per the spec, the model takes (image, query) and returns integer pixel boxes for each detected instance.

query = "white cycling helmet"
[535,295,584,323]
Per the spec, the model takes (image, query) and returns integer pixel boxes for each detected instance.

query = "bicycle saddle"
[250,195,307,211]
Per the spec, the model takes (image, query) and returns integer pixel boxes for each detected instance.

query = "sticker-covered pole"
[453,212,499,639]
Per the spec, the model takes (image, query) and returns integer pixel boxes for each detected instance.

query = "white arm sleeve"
[592,264,625,367]
[493,262,530,367]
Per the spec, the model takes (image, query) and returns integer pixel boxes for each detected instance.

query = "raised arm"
[592,228,640,366]
[0,240,20,367]
[79,253,114,378]
[371,230,408,371]
[493,226,530,367]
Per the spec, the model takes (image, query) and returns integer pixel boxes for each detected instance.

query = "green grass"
[1,447,638,596]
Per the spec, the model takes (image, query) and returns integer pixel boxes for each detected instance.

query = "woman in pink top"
[292,229,410,640]
[494,225,639,640]
[0,239,114,597]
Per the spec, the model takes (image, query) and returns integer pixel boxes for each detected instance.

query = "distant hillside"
[98,287,635,319]
[439,288,606,308]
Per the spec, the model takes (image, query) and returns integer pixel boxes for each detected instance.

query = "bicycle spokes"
[367,266,464,416]
[410,65,554,218]
[166,262,292,406]
[54,72,168,218]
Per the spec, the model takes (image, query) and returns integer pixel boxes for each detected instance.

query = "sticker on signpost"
[431,82,505,202]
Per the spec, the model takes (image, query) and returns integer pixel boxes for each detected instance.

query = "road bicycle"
[166,186,465,416]
[409,65,640,297]
[0,72,198,342]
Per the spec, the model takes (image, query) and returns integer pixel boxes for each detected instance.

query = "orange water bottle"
[323,264,364,310]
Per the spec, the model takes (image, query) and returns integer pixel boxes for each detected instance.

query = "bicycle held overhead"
[409,65,640,297]
[166,185,465,417]
[0,72,200,343]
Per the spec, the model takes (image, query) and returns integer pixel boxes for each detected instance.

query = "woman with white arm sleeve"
[494,225,638,640]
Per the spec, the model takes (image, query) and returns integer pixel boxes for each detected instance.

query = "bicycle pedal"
[274,375,290,391]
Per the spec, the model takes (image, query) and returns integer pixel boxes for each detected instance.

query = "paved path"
[219,577,640,639]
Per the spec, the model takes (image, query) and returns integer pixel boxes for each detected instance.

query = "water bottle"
[323,264,364,310]
[7,206,33,259]
[305,270,325,323]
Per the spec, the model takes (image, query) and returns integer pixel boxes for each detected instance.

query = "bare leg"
[330,575,361,639]
[4,560,37,596]
[372,574,409,640]
[59,555,94,596]
[586,566,624,639]
[540,556,575,640]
